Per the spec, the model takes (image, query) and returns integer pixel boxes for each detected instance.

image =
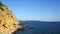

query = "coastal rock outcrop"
[0,3,20,34]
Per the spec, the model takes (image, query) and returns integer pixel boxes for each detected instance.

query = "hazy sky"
[2,0,60,21]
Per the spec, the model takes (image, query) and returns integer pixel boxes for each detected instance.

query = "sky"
[1,0,60,21]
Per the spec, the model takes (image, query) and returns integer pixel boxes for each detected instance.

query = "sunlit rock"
[0,3,20,34]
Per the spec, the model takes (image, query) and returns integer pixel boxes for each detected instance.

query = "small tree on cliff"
[0,0,4,6]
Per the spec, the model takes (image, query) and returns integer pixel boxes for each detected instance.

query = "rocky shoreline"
[0,3,22,34]
[0,2,35,34]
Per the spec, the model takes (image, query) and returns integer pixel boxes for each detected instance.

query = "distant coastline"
[20,20,60,23]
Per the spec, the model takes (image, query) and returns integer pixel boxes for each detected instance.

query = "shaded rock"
[18,25,28,31]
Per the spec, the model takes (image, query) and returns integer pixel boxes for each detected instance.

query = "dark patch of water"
[14,21,60,34]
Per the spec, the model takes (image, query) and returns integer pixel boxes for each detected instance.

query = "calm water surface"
[15,21,60,34]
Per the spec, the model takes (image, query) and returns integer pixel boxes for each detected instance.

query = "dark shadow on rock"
[12,25,28,34]
[12,25,35,34]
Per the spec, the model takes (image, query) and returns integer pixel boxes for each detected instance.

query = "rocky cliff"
[0,3,20,34]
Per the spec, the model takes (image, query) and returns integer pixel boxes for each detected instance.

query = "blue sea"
[14,21,60,34]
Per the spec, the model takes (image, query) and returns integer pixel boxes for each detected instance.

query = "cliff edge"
[0,3,20,34]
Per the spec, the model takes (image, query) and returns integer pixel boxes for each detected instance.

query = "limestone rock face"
[0,4,20,34]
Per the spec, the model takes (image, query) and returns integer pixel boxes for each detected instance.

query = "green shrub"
[0,2,4,6]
